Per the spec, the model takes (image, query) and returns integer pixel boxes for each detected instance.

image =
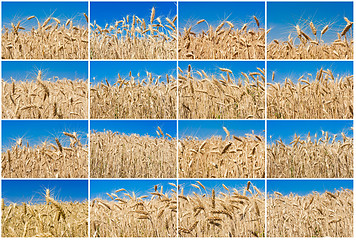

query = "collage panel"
[2,120,88,178]
[90,179,177,237]
[178,120,265,178]
[267,179,353,237]
[178,1,265,59]
[1,179,89,237]
[90,61,177,119]
[178,179,265,237]
[90,1,177,59]
[267,61,353,119]
[267,120,353,178]
[1,1,88,59]
[267,1,353,59]
[2,61,88,119]
[178,61,265,119]
[90,120,177,178]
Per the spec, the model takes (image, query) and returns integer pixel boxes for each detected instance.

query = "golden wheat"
[2,132,88,178]
[268,131,353,178]
[268,18,353,59]
[179,128,265,178]
[179,18,265,59]
[91,72,176,119]
[179,181,265,237]
[90,9,177,59]
[268,189,353,237]
[268,69,353,119]
[179,65,265,119]
[91,185,177,237]
[2,14,88,59]
[90,128,177,178]
[3,71,88,119]
[1,190,88,237]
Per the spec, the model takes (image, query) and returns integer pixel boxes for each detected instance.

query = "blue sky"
[91,1,177,27]
[2,120,88,149]
[2,2,88,29]
[91,61,176,85]
[267,180,353,196]
[179,179,265,196]
[179,2,265,32]
[2,180,88,205]
[91,120,177,138]
[267,2,353,43]
[268,61,353,83]
[267,120,353,144]
[90,179,177,200]
[179,120,264,140]
[2,61,88,82]
[179,61,264,81]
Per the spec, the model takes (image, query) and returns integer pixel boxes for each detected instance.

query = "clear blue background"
[179,120,264,140]
[91,120,177,138]
[268,180,353,196]
[2,1,88,29]
[267,61,353,83]
[2,61,88,82]
[179,61,265,81]
[90,61,176,85]
[267,2,353,43]
[179,2,265,32]
[2,120,88,149]
[267,120,353,144]
[91,1,177,27]
[179,179,265,196]
[2,180,88,204]
[90,179,176,200]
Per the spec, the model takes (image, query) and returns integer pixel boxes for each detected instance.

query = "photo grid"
[0,0,354,238]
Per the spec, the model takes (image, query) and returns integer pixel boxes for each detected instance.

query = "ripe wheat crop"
[179,127,265,178]
[2,14,88,59]
[91,184,177,237]
[178,181,265,237]
[1,190,88,237]
[268,18,353,59]
[90,8,177,59]
[268,68,353,119]
[179,65,265,119]
[268,131,353,178]
[3,71,88,119]
[91,72,176,119]
[2,132,88,178]
[179,18,265,59]
[268,189,353,237]
[90,127,177,178]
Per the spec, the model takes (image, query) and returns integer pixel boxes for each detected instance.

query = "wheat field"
[179,17,265,59]
[90,72,176,119]
[179,65,265,119]
[1,189,88,237]
[91,7,177,59]
[179,181,265,237]
[268,18,353,59]
[2,132,88,178]
[179,128,265,178]
[267,131,353,178]
[2,14,88,59]
[268,189,353,237]
[267,68,353,119]
[2,71,88,119]
[90,127,177,178]
[91,184,177,237]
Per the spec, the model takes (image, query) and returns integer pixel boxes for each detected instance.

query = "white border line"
[87,0,91,237]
